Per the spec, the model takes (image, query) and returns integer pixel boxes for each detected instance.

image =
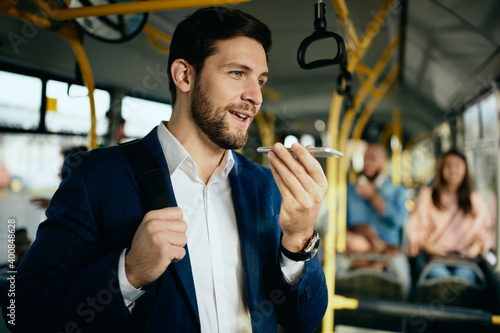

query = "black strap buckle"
[336,60,352,96]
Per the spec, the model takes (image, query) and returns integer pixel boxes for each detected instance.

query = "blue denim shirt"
[346,176,408,246]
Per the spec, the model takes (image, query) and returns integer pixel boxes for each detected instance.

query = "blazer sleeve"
[276,254,328,333]
[2,159,131,332]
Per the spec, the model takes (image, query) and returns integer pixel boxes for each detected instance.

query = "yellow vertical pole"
[336,108,356,253]
[322,1,399,331]
[402,150,412,187]
[322,91,344,332]
[255,111,275,166]
[58,22,98,149]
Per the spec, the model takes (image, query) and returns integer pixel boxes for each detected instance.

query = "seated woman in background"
[407,149,493,282]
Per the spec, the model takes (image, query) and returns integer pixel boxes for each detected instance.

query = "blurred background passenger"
[346,143,408,268]
[407,149,493,282]
[30,145,88,211]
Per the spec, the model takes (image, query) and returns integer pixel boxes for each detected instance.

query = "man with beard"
[5,7,328,333]
[345,143,408,266]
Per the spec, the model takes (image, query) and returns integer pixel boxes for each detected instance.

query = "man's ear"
[170,59,194,94]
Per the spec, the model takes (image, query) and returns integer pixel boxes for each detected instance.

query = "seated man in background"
[346,143,408,268]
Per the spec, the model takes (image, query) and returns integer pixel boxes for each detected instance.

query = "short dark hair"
[61,145,88,158]
[167,6,272,106]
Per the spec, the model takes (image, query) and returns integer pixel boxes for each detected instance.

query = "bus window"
[0,70,42,130]
[122,96,172,138]
[45,80,110,135]
[479,93,498,141]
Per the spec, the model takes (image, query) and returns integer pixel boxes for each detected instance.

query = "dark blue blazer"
[3,128,328,332]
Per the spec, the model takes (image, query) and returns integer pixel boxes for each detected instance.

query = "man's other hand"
[125,207,187,288]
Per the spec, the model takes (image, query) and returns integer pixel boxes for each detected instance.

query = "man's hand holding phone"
[267,143,328,252]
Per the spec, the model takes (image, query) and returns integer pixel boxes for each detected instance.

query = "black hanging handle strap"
[119,139,170,212]
[297,1,347,69]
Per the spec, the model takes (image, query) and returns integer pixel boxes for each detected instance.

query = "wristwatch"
[280,231,320,261]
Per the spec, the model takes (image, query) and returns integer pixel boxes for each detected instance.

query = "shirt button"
[187,162,193,168]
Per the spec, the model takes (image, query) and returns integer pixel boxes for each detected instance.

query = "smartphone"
[257,147,343,158]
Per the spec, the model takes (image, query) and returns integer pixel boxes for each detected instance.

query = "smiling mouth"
[229,110,251,121]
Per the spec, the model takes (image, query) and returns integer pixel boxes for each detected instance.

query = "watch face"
[304,232,320,253]
[68,0,148,43]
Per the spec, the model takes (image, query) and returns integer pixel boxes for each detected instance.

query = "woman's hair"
[431,148,473,215]
[167,6,272,106]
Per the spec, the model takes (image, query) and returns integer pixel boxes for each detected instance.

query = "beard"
[362,170,379,182]
[190,76,253,150]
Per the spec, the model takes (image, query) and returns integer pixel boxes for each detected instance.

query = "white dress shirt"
[118,122,305,332]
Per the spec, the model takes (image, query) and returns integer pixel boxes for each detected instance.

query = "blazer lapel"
[229,157,260,314]
[141,128,200,321]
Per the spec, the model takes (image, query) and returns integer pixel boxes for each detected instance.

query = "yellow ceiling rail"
[359,0,395,51]
[33,0,250,21]
[1,0,17,14]
[353,35,400,109]
[355,62,373,78]
[333,0,396,73]
[7,7,52,28]
[351,63,400,141]
[143,23,172,54]
[331,0,360,50]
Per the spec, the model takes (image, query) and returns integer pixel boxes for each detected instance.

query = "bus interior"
[1,0,500,332]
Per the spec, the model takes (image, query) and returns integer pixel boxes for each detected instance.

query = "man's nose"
[241,80,263,106]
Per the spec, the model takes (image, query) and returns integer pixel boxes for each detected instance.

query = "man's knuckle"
[180,234,188,245]
[284,173,296,185]
[146,221,158,233]
[151,233,163,246]
[292,166,304,176]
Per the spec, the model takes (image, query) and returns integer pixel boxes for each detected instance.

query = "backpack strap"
[119,139,171,329]
[119,139,170,211]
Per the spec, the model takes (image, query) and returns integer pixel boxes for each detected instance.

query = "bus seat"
[334,252,411,331]
[411,258,496,333]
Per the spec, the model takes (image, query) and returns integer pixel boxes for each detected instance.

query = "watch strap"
[280,231,320,261]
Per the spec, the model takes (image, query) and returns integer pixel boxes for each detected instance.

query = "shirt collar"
[156,121,235,180]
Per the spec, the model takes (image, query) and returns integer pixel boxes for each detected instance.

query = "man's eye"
[258,79,265,86]
[231,71,243,77]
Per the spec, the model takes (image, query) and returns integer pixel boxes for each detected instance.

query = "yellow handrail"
[143,23,172,54]
[58,22,98,149]
[351,63,400,141]
[7,7,52,28]
[33,0,250,21]
[322,91,344,330]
